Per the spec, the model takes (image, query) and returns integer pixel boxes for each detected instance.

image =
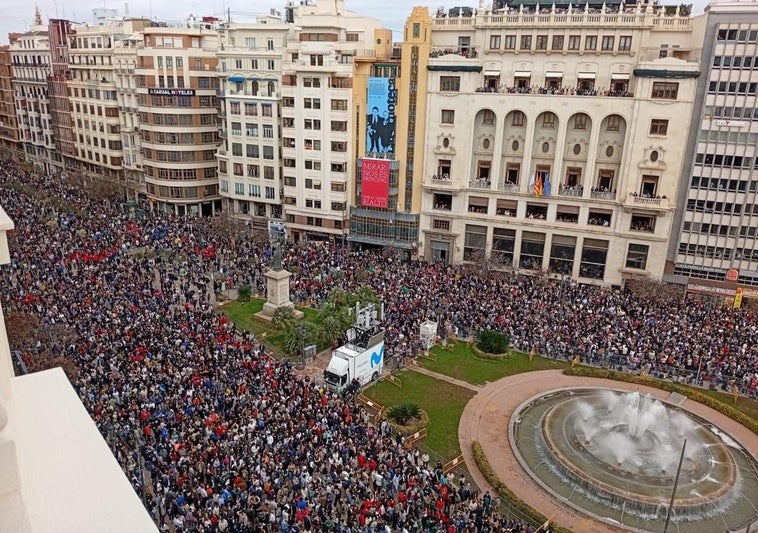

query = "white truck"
[323,302,385,393]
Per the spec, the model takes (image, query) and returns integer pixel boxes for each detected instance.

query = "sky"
[3,0,710,47]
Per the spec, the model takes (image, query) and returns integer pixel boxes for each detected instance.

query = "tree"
[208,212,248,252]
[5,311,41,352]
[625,278,684,304]
[284,322,316,358]
[476,329,510,354]
[386,402,422,425]
[272,306,297,332]
[237,284,251,302]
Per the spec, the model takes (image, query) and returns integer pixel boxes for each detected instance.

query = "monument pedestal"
[255,268,303,321]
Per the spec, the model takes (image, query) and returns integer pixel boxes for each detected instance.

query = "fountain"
[512,389,758,532]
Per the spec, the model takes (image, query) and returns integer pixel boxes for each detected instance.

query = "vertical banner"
[361,158,390,208]
[366,77,397,154]
[733,287,743,309]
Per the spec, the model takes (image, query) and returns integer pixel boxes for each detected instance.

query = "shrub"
[237,284,251,302]
[386,402,422,425]
[476,329,510,355]
[472,441,573,533]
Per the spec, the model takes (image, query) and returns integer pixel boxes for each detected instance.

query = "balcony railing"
[630,194,668,207]
[469,178,492,189]
[499,182,519,192]
[558,186,583,197]
[591,190,615,200]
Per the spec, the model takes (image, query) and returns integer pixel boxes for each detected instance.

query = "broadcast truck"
[324,302,385,393]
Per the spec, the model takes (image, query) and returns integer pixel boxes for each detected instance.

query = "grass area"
[693,386,758,423]
[364,370,474,458]
[418,340,568,385]
[221,298,314,360]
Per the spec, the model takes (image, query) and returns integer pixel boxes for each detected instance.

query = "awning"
[514,70,531,77]
[611,73,631,80]
[545,71,563,78]
[484,69,501,76]
[227,75,245,83]
[577,72,596,79]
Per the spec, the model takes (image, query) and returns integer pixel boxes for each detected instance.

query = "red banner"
[361,159,390,208]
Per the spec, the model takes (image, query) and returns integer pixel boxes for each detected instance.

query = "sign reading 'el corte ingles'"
[148,88,196,96]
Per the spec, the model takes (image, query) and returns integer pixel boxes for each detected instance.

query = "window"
[249,184,260,197]
[542,114,555,128]
[412,23,420,39]
[568,35,581,50]
[440,76,460,92]
[433,219,451,230]
[331,99,348,111]
[247,164,259,178]
[511,111,524,127]
[606,115,621,132]
[233,164,244,177]
[310,54,324,66]
[651,82,678,99]
[626,243,649,270]
[303,77,321,88]
[482,110,495,126]
[489,35,501,49]
[267,60,275,70]
[601,36,615,51]
[580,239,608,279]
[536,35,548,50]
[618,36,632,51]
[463,224,487,261]
[584,35,597,50]
[441,109,455,124]
[263,125,273,138]
[574,114,587,130]
[265,186,275,199]
[234,182,244,194]
[304,98,321,109]
[640,175,658,196]
[504,35,516,49]
[649,119,668,135]
[246,144,259,158]
[520,35,532,50]
[551,35,564,51]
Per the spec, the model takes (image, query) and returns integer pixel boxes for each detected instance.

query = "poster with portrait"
[365,77,397,154]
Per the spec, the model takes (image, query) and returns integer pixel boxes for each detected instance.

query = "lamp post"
[662,438,687,533]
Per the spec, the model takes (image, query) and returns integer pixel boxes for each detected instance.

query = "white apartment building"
[216,17,290,232]
[418,2,701,286]
[9,10,61,173]
[67,23,126,182]
[668,1,758,296]
[280,0,387,242]
[113,25,147,199]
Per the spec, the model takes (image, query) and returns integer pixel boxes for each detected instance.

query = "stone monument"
[255,239,303,321]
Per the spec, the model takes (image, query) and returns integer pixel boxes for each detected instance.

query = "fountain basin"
[512,389,758,532]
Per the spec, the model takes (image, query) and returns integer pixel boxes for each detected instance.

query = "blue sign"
[370,344,385,368]
[366,77,397,154]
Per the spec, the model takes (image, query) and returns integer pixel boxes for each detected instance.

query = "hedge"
[563,366,758,435]
[471,441,573,533]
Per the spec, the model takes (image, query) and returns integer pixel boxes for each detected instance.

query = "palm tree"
[284,322,315,358]
[272,306,296,332]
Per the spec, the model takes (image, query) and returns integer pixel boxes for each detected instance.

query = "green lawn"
[419,341,568,385]
[695,387,758,423]
[364,370,475,458]
[221,299,315,359]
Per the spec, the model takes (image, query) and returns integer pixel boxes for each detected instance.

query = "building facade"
[47,19,76,174]
[113,24,147,199]
[415,2,701,286]
[9,11,61,173]
[137,26,222,215]
[0,44,22,161]
[216,17,290,232]
[667,1,758,297]
[279,0,388,242]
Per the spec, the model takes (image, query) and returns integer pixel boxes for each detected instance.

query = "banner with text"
[365,77,397,154]
[361,158,390,208]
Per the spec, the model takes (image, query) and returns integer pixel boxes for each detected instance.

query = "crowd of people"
[0,160,756,532]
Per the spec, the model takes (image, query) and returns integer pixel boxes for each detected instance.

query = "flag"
[528,173,536,194]
[529,345,536,362]
[572,355,580,368]
[543,174,552,196]
[533,174,544,197]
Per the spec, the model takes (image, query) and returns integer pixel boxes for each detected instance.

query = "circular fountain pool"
[511,389,758,532]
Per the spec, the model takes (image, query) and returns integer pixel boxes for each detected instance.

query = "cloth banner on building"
[361,158,390,208]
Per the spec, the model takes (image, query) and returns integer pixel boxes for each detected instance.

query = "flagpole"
[662,439,687,533]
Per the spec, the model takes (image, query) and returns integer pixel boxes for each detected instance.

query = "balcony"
[591,190,615,200]
[557,185,583,198]
[624,193,670,213]
[469,178,492,189]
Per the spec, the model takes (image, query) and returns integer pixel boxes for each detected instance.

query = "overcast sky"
[3,0,709,48]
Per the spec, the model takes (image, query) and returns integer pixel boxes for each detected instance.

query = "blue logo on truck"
[370,345,384,368]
